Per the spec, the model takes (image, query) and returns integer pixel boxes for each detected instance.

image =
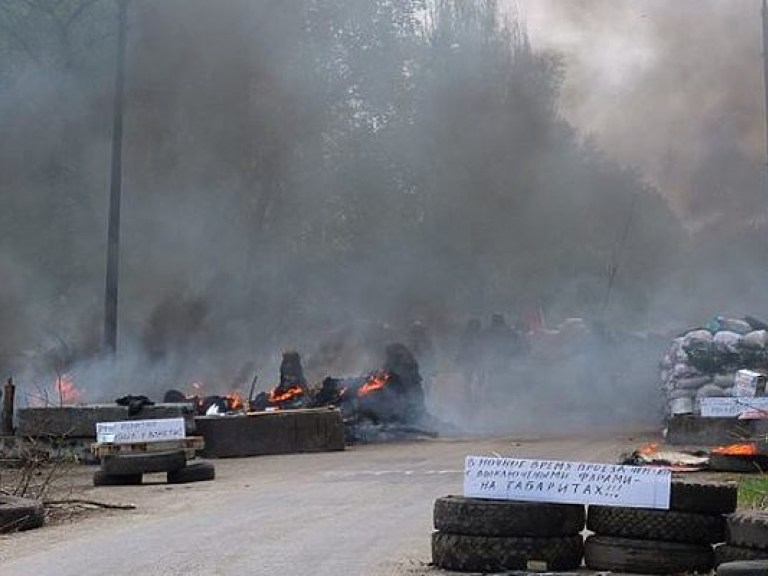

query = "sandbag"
[683,330,715,371]
[715,332,743,355]
[675,376,715,390]
[713,373,737,388]
[672,363,702,379]
[717,318,754,335]
[742,331,768,351]
[696,384,729,399]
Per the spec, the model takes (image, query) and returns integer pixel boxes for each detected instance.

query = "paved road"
[1,434,649,576]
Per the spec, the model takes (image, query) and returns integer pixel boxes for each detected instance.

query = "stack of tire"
[431,496,585,572]
[716,511,768,566]
[585,478,737,574]
[0,495,45,533]
[94,450,215,486]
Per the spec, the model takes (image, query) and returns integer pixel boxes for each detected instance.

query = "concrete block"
[196,408,345,458]
[666,415,753,445]
[16,404,197,438]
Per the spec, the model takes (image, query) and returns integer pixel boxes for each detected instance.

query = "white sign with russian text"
[699,397,768,418]
[464,456,671,509]
[96,418,186,444]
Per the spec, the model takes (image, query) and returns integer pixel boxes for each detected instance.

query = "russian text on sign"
[464,456,671,509]
[96,417,186,444]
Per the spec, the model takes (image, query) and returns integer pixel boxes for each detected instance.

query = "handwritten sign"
[699,397,768,418]
[464,456,671,509]
[96,418,186,444]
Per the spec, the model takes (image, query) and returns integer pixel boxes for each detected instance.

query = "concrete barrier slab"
[196,408,345,458]
[16,404,196,438]
[666,416,753,445]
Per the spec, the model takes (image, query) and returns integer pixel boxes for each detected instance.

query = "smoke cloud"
[0,0,764,436]
[517,0,766,221]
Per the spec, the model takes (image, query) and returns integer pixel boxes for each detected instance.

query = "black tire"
[587,504,725,544]
[717,544,768,566]
[584,535,714,575]
[101,450,187,476]
[0,495,45,533]
[671,477,738,514]
[710,454,768,474]
[93,470,143,486]
[431,532,583,572]
[728,512,768,550]
[167,462,215,484]
[718,560,768,575]
[433,496,585,537]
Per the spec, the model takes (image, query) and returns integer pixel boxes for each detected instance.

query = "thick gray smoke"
[0,0,761,435]
[518,0,766,222]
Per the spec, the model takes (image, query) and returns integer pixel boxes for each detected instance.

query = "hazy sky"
[513,0,766,217]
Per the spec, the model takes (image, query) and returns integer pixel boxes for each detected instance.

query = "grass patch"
[739,475,768,509]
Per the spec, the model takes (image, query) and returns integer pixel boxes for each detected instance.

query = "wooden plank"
[91,436,204,457]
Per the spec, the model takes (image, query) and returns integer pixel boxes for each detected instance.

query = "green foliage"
[738,475,768,510]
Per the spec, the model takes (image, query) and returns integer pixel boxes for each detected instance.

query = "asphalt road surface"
[1,434,649,576]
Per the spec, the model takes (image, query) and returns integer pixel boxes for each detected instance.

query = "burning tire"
[587,505,725,544]
[101,450,187,476]
[671,478,738,514]
[727,512,768,551]
[167,462,215,484]
[0,495,45,533]
[93,471,143,486]
[716,544,768,566]
[433,496,585,537]
[431,532,583,572]
[717,560,768,575]
[584,535,714,575]
[710,454,768,474]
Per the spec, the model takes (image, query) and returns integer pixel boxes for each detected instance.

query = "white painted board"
[464,456,671,509]
[96,417,186,444]
[699,397,768,418]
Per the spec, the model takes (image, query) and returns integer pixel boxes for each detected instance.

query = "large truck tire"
[433,496,584,537]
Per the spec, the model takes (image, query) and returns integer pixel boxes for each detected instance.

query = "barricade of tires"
[431,496,585,572]
[584,478,737,575]
[94,450,216,486]
[715,511,768,567]
[432,479,738,574]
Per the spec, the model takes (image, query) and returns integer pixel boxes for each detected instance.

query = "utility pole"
[763,0,768,197]
[103,0,128,355]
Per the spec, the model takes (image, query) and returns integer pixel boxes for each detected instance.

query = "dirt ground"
[0,433,654,576]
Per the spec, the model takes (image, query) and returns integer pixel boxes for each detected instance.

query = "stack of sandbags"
[584,479,737,574]
[716,511,768,566]
[431,496,584,572]
[660,316,768,416]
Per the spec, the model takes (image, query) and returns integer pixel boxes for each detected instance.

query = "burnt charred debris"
[161,345,434,439]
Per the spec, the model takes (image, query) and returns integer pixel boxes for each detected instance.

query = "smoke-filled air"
[1,0,765,435]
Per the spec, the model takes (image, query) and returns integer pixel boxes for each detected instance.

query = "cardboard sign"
[96,418,186,444]
[734,370,766,398]
[699,397,768,418]
[464,456,671,509]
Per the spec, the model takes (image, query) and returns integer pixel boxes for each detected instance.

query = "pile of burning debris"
[164,343,435,441]
[660,315,768,417]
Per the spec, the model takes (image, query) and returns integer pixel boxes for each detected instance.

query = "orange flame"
[638,442,659,457]
[268,384,305,404]
[357,371,390,398]
[56,374,83,405]
[712,443,759,456]
[226,391,244,410]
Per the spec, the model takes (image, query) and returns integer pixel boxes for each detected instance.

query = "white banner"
[96,418,186,444]
[464,456,671,509]
[699,397,768,418]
